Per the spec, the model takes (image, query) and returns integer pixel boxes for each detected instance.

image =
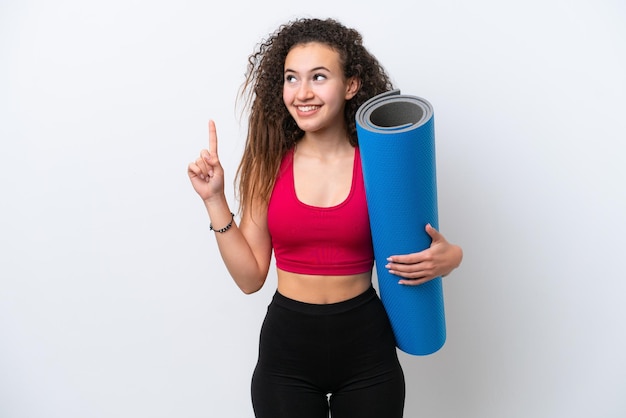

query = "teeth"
[298,106,319,112]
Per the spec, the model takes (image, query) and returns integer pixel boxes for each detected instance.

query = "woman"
[188,17,462,418]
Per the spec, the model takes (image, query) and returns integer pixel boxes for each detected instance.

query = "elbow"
[227,261,269,295]
[240,285,262,295]
[237,275,266,295]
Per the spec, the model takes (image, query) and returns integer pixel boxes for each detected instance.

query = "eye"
[285,74,297,83]
[313,73,327,82]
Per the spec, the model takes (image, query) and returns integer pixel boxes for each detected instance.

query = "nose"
[296,80,314,101]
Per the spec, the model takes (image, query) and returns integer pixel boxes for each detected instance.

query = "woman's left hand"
[385,224,463,286]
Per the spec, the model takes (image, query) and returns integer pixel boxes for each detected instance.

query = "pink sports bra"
[267,147,374,275]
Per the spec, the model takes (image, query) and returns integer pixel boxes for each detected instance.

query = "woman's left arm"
[385,224,463,286]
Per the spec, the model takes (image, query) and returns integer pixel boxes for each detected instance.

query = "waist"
[272,284,377,315]
[276,268,372,304]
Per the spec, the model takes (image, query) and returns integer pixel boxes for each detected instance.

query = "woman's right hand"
[188,120,225,202]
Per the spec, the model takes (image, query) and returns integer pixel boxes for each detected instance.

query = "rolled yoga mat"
[356,89,446,355]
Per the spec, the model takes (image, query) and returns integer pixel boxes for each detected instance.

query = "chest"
[293,152,354,208]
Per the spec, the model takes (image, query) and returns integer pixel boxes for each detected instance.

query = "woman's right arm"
[188,121,272,294]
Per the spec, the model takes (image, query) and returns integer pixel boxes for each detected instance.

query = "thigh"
[251,365,329,418]
[251,302,329,418]
[329,296,406,417]
[328,364,405,418]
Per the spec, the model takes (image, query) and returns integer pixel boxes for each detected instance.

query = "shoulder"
[276,147,295,176]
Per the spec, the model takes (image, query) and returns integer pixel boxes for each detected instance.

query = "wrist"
[452,244,463,268]
[203,196,235,231]
[203,192,227,209]
[210,212,235,233]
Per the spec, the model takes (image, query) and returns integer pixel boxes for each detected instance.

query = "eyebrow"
[284,66,331,74]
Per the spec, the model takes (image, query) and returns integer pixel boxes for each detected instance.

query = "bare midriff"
[276,268,373,304]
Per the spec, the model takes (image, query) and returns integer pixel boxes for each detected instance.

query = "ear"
[345,77,361,100]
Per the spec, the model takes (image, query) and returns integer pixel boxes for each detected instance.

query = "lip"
[295,104,321,115]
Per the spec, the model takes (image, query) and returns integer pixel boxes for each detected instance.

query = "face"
[283,42,359,135]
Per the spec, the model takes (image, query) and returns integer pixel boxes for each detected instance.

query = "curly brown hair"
[235,17,394,214]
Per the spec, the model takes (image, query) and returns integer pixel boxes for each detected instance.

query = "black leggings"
[251,286,405,418]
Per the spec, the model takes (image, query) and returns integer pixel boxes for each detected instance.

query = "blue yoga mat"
[356,90,446,355]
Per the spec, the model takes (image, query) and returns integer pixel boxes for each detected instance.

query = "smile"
[296,105,320,112]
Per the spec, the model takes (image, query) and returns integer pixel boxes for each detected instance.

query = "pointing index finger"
[208,119,218,156]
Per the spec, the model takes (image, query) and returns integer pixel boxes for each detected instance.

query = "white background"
[1,0,625,417]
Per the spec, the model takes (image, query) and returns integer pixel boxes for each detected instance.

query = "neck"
[298,126,353,157]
